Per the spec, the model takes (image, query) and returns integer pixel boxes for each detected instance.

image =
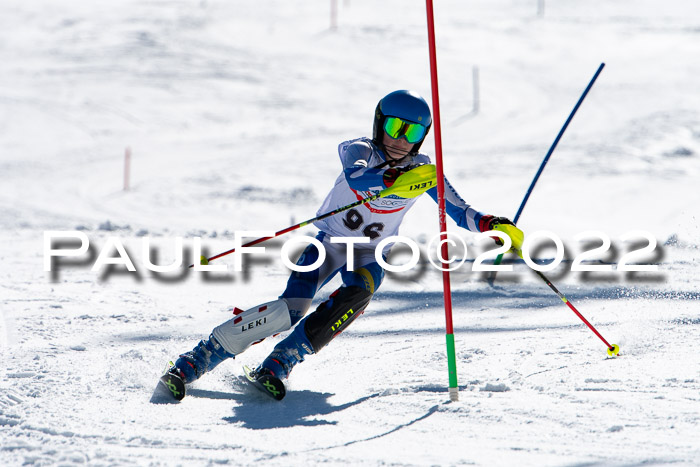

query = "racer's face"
[381,132,413,162]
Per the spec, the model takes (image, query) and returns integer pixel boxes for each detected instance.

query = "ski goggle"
[383,116,427,144]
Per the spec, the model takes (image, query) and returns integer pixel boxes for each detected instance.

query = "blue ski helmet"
[373,90,432,155]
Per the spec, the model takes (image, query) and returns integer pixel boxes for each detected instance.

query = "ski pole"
[488,63,605,285]
[489,219,620,357]
[190,164,438,267]
[530,268,619,356]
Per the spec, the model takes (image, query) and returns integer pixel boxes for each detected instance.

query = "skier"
[164,90,522,399]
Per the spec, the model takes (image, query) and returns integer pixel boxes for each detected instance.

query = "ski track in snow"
[2,1,700,465]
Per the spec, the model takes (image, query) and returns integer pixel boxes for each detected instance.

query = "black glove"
[479,215,514,233]
[383,164,420,187]
[478,215,515,246]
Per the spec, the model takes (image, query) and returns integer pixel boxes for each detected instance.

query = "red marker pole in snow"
[330,0,338,30]
[426,0,459,402]
[124,147,131,191]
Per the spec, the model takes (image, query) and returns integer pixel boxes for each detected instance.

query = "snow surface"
[2,0,700,465]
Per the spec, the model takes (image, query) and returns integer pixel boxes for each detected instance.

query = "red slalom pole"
[532,269,620,356]
[426,0,459,402]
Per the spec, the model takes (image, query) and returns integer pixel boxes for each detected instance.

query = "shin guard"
[212,299,292,355]
[303,286,373,352]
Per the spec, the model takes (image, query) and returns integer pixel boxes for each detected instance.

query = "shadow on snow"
[223,391,382,429]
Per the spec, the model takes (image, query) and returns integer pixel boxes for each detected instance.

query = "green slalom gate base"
[446,333,458,401]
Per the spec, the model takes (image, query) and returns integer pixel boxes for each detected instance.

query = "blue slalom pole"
[488,63,605,284]
[512,63,605,224]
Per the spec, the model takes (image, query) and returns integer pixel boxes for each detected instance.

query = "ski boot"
[161,334,234,401]
[243,323,314,401]
[257,323,314,380]
[170,334,234,383]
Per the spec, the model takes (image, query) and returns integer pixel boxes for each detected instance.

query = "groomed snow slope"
[1,1,700,465]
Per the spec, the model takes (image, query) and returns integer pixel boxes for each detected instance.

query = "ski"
[159,364,186,401]
[242,365,286,401]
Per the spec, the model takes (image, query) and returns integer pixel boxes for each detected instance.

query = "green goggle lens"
[383,117,426,144]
